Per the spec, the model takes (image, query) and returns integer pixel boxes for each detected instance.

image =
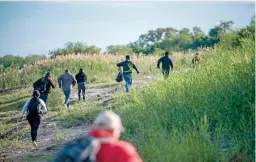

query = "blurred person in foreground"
[54,111,143,162]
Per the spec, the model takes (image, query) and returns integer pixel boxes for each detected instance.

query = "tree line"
[0,16,254,70]
[108,17,255,55]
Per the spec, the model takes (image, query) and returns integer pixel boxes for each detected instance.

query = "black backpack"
[27,98,41,115]
[115,71,123,83]
[34,77,49,93]
[54,135,105,162]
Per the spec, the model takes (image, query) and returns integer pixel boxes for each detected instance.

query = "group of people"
[20,52,199,161]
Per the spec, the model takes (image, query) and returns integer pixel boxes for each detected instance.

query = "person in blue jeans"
[58,70,76,107]
[75,68,87,101]
[117,55,139,92]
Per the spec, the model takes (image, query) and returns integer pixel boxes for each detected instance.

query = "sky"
[0,1,254,57]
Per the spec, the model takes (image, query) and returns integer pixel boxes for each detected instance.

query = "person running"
[54,111,143,162]
[157,52,174,79]
[117,55,139,92]
[75,68,87,101]
[33,72,55,105]
[20,90,47,147]
[58,70,76,107]
[192,52,200,65]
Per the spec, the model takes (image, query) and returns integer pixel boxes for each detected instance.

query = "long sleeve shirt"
[58,73,76,91]
[117,61,139,74]
[21,98,47,116]
[157,56,174,70]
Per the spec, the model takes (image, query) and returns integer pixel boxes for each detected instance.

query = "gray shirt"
[58,73,76,91]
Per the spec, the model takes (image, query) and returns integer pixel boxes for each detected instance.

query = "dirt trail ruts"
[1,74,162,162]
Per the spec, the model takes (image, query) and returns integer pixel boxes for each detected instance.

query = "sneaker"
[32,141,38,147]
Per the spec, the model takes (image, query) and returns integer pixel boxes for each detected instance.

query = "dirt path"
[1,74,163,162]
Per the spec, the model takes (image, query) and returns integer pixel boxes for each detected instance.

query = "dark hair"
[79,68,83,72]
[196,53,199,55]
[46,72,51,77]
[165,52,169,56]
[32,90,40,98]
[65,69,69,73]
[126,55,130,60]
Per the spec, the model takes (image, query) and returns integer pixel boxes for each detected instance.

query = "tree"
[155,28,165,41]
[25,54,46,65]
[193,26,205,38]
[138,34,148,47]
[106,45,133,54]
[165,27,178,39]
[219,21,234,33]
[147,30,157,44]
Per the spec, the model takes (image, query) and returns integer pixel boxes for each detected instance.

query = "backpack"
[33,77,49,93]
[115,71,123,82]
[27,98,41,115]
[54,135,109,162]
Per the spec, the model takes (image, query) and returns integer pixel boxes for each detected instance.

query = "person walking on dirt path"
[117,55,139,92]
[157,52,174,79]
[33,72,55,105]
[58,70,76,108]
[54,111,143,162]
[192,52,200,66]
[75,68,87,101]
[20,90,47,147]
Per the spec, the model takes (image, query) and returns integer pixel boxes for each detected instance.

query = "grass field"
[113,38,255,161]
[0,40,254,161]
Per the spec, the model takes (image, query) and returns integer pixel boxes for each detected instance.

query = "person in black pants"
[21,90,47,147]
[75,68,87,100]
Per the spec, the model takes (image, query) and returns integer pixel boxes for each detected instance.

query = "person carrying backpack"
[54,111,143,162]
[75,68,87,101]
[20,90,47,147]
[157,52,174,79]
[33,72,55,105]
[58,70,76,108]
[117,55,139,92]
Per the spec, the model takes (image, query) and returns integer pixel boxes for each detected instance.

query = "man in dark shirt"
[157,52,174,79]
[117,55,139,92]
[33,72,55,105]
[75,68,87,101]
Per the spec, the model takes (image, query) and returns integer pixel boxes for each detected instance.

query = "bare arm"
[49,78,56,88]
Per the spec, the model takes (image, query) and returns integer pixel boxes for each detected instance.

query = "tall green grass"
[114,38,254,161]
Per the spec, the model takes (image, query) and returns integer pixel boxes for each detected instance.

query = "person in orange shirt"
[54,111,143,162]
